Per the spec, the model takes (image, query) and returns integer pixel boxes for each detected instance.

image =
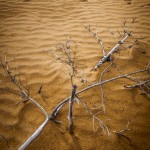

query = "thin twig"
[99,59,117,113]
[113,122,132,145]
[125,79,150,88]
[108,27,119,42]
[1,54,48,117]
[77,96,110,135]
[84,25,106,56]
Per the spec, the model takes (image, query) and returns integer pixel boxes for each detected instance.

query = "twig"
[99,59,117,113]
[77,97,110,135]
[38,85,42,94]
[113,122,132,145]
[84,25,106,56]
[1,54,48,117]
[49,38,76,84]
[66,38,75,76]
[108,27,119,42]
[125,79,150,88]
[125,77,150,95]
[77,68,148,95]
[113,122,130,134]
[121,18,128,35]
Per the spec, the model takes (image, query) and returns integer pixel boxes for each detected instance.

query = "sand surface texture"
[0,0,150,149]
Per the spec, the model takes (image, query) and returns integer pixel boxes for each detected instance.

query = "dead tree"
[1,52,149,149]
[84,18,139,71]
[1,17,149,149]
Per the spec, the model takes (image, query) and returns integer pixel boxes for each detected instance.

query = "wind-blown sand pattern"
[0,0,150,149]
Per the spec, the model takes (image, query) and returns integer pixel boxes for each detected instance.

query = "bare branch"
[91,33,131,71]
[18,118,49,150]
[68,84,77,133]
[91,18,138,71]
[99,59,117,113]
[1,54,48,118]
[49,38,77,85]
[125,79,150,89]
[108,27,119,42]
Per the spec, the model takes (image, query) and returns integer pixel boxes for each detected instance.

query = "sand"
[0,0,150,149]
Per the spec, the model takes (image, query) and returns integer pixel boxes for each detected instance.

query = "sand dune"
[0,0,150,149]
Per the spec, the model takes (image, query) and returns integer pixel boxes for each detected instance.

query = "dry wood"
[99,59,117,113]
[90,18,137,71]
[18,118,49,150]
[84,25,106,56]
[125,79,150,89]
[91,33,131,71]
[68,84,77,133]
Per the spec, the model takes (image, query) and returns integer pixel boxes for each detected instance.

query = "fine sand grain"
[0,0,150,149]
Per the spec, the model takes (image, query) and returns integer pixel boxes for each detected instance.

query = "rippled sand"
[0,0,150,149]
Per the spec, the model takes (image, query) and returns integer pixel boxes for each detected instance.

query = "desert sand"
[0,0,150,150]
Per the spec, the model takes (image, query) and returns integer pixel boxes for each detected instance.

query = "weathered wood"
[18,118,49,150]
[68,84,77,133]
[92,33,131,71]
